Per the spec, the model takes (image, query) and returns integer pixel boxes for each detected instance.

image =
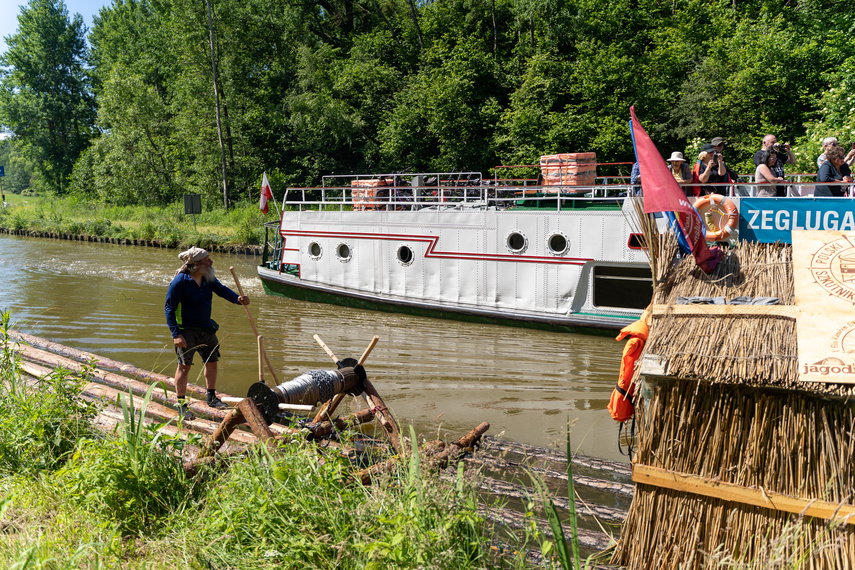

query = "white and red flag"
[260,172,274,214]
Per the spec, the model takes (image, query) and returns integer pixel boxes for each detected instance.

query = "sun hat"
[666,151,686,162]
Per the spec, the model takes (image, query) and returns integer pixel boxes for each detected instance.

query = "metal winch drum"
[247,360,366,424]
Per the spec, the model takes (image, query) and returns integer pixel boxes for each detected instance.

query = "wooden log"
[430,422,490,469]
[198,408,245,459]
[480,436,632,478]
[9,329,209,399]
[355,440,446,485]
[219,396,313,411]
[466,455,634,497]
[303,408,375,440]
[183,450,246,478]
[238,397,276,443]
[16,359,256,444]
[15,344,230,422]
[360,380,402,455]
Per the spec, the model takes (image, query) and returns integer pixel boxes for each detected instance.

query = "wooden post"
[257,335,265,384]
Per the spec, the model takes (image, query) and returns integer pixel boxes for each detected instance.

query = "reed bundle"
[645,238,855,397]
[613,238,855,569]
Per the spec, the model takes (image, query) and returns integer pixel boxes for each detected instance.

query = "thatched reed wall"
[613,239,855,569]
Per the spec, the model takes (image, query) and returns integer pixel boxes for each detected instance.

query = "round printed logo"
[809,235,855,304]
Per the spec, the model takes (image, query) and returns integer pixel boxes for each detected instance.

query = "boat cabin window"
[506,231,528,254]
[548,233,569,255]
[337,243,352,262]
[308,242,322,259]
[592,265,652,310]
[397,245,414,266]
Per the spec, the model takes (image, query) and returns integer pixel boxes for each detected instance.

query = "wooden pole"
[313,334,339,363]
[229,267,280,384]
[257,335,265,384]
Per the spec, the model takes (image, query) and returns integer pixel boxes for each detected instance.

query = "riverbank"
[0,314,559,568]
[0,194,271,253]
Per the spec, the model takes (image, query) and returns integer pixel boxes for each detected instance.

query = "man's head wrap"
[176,246,209,275]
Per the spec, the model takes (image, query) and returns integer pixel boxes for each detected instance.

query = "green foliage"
[0,139,34,194]
[5,0,855,199]
[58,385,200,535]
[185,430,491,569]
[0,311,99,476]
[0,0,96,195]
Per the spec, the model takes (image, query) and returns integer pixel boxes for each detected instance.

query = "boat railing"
[280,171,853,212]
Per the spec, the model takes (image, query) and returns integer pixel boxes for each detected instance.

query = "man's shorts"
[175,327,221,366]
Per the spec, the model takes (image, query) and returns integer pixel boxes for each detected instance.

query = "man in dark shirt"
[165,246,249,419]
[753,134,795,179]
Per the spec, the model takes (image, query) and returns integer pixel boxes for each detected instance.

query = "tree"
[0,0,95,194]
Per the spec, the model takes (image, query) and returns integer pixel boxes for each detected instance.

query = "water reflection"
[0,234,627,461]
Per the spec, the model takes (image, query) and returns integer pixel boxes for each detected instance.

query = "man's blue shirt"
[165,272,240,337]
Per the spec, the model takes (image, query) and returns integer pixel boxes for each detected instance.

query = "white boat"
[257,168,853,332]
[258,168,652,332]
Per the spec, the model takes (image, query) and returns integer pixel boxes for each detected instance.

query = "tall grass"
[0,195,270,247]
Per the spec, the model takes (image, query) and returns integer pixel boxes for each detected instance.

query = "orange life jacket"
[607,309,650,422]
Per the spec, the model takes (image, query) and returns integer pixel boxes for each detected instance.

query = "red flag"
[260,172,273,214]
[629,106,721,273]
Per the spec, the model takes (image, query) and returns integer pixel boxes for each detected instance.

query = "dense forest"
[0,0,853,207]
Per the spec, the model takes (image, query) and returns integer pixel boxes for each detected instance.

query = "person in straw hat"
[666,151,693,195]
[165,246,249,420]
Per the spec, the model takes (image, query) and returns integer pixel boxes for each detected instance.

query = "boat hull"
[258,265,636,334]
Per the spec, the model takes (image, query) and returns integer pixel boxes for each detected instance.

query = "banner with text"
[739,198,855,243]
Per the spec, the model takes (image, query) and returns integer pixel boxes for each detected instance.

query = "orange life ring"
[693,194,738,241]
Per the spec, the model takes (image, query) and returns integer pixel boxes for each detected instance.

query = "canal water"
[0,234,629,462]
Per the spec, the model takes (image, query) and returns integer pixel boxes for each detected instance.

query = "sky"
[1,0,110,56]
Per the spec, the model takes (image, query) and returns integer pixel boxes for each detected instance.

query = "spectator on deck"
[754,151,785,197]
[817,137,855,170]
[815,146,854,197]
[697,149,730,195]
[666,152,692,194]
[753,135,795,181]
[630,162,641,196]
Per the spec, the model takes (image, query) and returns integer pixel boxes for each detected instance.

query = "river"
[0,233,629,462]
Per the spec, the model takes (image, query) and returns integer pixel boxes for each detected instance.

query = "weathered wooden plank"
[633,463,855,525]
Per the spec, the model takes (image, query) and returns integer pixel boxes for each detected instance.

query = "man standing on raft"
[165,246,249,419]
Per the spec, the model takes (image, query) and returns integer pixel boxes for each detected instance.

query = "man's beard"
[200,265,216,283]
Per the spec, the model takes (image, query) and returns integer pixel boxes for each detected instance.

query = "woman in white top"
[754,150,785,197]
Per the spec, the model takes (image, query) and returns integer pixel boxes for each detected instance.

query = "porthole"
[547,233,569,256]
[336,242,352,263]
[506,230,528,254]
[397,245,414,266]
[307,241,322,260]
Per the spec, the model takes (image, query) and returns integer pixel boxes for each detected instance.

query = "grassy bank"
[0,195,274,250]
[0,311,564,569]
